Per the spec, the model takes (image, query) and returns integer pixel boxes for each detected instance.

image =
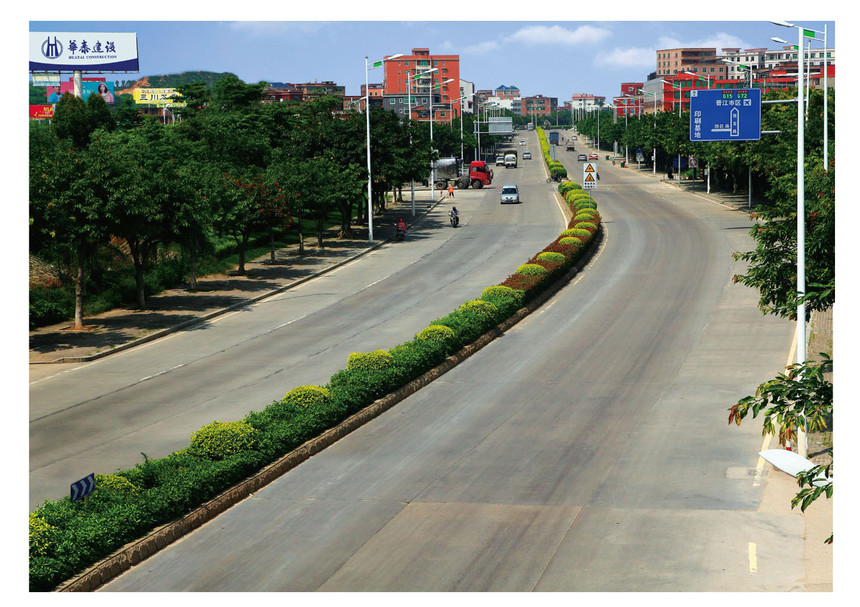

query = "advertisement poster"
[46,79,115,104]
[132,88,184,106]
[30,105,55,119]
[30,32,139,71]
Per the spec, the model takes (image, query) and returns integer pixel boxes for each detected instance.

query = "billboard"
[30,105,55,120]
[46,79,115,104]
[133,88,185,107]
[30,32,139,72]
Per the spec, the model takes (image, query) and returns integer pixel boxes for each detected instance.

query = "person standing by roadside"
[448,184,454,198]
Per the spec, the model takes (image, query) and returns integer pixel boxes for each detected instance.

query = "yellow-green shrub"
[416,324,456,344]
[283,385,331,409]
[458,299,499,320]
[347,349,395,371]
[95,474,140,497]
[537,251,566,264]
[516,263,549,276]
[189,420,258,460]
[559,236,584,246]
[29,513,54,557]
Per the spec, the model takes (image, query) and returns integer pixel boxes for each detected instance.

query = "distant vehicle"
[527,123,534,130]
[519,140,526,145]
[500,184,520,204]
[496,155,505,166]
[523,151,532,160]
[577,153,587,161]
[566,142,575,151]
[588,153,599,160]
[432,158,493,189]
[504,151,518,168]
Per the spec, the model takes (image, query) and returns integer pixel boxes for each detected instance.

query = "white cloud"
[595,46,657,69]
[460,40,502,55]
[510,24,611,46]
[656,32,748,53]
[226,21,326,37]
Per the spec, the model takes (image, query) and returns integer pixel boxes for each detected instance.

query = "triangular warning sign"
[584,173,595,182]
[584,164,595,172]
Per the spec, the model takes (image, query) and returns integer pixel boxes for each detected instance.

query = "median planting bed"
[29,161,602,592]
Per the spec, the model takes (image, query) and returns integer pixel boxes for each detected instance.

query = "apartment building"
[522,94,557,118]
[383,48,461,119]
[656,47,727,80]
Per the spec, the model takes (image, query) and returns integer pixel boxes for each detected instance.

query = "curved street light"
[364,52,403,243]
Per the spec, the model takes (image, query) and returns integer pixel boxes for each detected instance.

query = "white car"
[523,151,532,160]
[500,184,520,204]
[519,140,526,145]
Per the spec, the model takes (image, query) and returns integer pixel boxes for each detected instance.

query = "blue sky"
[29,4,837,103]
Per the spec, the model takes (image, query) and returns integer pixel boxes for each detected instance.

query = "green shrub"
[559,236,584,246]
[29,513,54,557]
[558,181,581,194]
[515,263,548,276]
[347,349,395,372]
[573,212,597,223]
[458,299,498,321]
[561,228,592,240]
[480,285,524,318]
[29,286,74,330]
[575,222,598,232]
[499,273,546,303]
[390,338,449,377]
[282,385,331,409]
[328,367,402,413]
[94,474,140,497]
[537,251,566,264]
[189,421,258,460]
[416,324,456,345]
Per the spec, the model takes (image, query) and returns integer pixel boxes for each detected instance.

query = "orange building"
[383,48,461,118]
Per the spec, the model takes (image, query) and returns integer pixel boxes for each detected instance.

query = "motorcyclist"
[449,206,459,226]
[396,218,407,237]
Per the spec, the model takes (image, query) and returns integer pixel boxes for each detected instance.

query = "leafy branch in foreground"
[728,354,832,542]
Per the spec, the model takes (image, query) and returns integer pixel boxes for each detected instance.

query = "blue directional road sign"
[690,88,761,142]
[70,473,95,503]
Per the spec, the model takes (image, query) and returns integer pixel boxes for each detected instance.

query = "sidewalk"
[29,194,442,365]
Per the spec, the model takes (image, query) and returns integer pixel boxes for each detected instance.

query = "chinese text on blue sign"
[689,89,761,142]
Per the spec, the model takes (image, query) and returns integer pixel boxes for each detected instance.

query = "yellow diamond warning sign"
[583,162,598,189]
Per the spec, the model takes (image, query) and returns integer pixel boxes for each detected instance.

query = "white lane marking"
[748,542,758,573]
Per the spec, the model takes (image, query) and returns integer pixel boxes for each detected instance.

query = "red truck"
[433,158,493,189]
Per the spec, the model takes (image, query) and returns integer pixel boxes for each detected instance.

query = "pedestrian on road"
[448,184,454,198]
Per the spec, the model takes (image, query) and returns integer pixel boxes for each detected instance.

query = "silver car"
[500,184,520,204]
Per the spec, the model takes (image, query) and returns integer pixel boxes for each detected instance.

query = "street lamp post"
[771,20,820,458]
[428,77,455,191]
[638,88,658,175]
[683,71,712,88]
[407,67,437,216]
[365,53,403,243]
[661,79,683,181]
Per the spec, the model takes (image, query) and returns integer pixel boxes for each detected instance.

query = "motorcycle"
[449,210,460,227]
[395,223,407,241]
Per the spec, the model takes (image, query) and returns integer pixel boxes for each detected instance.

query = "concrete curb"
[55,225,603,593]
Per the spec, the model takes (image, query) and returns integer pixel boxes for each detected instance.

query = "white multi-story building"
[459,79,475,114]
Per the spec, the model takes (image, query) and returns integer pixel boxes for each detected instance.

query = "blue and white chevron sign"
[70,473,95,503]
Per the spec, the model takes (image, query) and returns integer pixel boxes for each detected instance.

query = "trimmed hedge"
[29,127,602,593]
[515,263,549,276]
[189,421,258,460]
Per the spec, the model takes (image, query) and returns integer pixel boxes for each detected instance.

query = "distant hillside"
[116,71,239,95]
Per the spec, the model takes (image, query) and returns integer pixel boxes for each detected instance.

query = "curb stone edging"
[54,225,603,593]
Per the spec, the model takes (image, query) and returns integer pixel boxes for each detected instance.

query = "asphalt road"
[29,129,564,510]
[101,136,803,591]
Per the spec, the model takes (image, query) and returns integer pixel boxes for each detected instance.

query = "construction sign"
[583,162,598,189]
